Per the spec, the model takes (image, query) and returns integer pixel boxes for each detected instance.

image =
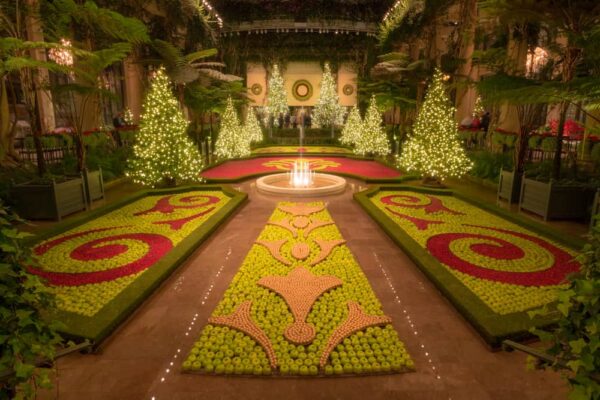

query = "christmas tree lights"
[265,64,288,127]
[354,96,390,156]
[339,106,362,147]
[127,67,203,187]
[244,107,263,143]
[398,68,472,182]
[215,97,251,159]
[313,63,346,133]
[472,94,485,118]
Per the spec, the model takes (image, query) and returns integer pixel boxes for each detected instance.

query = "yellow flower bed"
[371,191,579,315]
[184,202,413,376]
[33,191,229,316]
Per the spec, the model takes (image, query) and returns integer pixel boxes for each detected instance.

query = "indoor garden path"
[41,178,568,400]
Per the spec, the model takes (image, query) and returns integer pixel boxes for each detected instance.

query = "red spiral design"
[30,231,172,286]
[134,194,221,216]
[381,194,463,215]
[426,225,579,286]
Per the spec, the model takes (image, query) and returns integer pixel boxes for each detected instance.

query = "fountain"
[256,124,346,197]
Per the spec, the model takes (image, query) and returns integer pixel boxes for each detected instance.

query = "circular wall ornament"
[292,80,313,102]
[250,83,263,96]
[342,84,355,96]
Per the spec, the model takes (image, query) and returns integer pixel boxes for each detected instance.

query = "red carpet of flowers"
[373,191,580,315]
[30,191,229,316]
[202,157,402,180]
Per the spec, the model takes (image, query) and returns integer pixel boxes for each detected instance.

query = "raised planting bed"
[28,185,246,344]
[497,169,522,204]
[519,176,595,221]
[355,185,582,348]
[11,176,87,221]
[183,202,413,377]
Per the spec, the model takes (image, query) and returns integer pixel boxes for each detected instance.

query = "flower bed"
[252,146,352,155]
[29,186,246,343]
[355,186,582,347]
[202,156,402,182]
[183,202,413,376]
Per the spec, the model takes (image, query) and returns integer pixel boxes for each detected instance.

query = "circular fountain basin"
[256,173,346,197]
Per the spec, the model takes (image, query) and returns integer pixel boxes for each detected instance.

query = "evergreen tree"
[355,96,390,156]
[127,67,203,187]
[472,94,485,118]
[399,68,472,182]
[215,97,250,159]
[339,106,362,147]
[265,64,288,128]
[313,63,346,137]
[245,107,263,144]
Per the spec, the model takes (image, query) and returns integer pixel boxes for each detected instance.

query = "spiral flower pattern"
[32,191,229,316]
[373,190,580,315]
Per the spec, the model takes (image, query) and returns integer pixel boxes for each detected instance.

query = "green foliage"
[531,224,600,400]
[0,203,63,399]
[355,96,390,156]
[541,137,557,152]
[469,151,513,182]
[339,106,362,147]
[591,143,600,169]
[528,135,542,149]
[243,107,263,144]
[265,64,288,127]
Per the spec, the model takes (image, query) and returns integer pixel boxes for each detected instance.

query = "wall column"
[25,0,55,132]
[123,56,145,123]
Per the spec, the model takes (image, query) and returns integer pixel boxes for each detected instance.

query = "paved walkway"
[42,178,569,400]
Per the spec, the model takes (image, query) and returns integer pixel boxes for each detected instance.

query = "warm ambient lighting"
[526,46,549,77]
[48,38,73,66]
[289,160,314,188]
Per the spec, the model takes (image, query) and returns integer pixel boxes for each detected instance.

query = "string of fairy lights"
[200,0,223,28]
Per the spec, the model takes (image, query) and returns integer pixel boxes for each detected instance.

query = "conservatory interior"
[1,0,599,399]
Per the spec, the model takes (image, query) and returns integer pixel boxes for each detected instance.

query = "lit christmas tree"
[355,96,390,156]
[244,107,263,143]
[265,64,288,128]
[215,97,250,159]
[127,67,203,187]
[399,68,472,182]
[313,63,346,137]
[472,94,485,118]
[339,106,362,146]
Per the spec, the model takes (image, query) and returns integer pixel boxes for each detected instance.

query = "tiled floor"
[40,178,571,400]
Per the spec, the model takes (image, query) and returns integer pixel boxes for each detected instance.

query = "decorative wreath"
[292,80,313,102]
[250,83,263,96]
[342,84,354,96]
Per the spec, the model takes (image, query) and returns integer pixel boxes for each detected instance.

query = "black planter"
[497,169,522,204]
[519,175,594,221]
[11,176,87,221]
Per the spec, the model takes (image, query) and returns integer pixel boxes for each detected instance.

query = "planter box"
[11,176,87,221]
[83,168,105,203]
[519,176,593,221]
[497,169,522,204]
[591,189,600,230]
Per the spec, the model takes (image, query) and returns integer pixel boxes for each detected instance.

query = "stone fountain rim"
[256,173,346,197]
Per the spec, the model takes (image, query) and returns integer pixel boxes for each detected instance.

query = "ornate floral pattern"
[31,191,229,316]
[183,202,413,376]
[371,191,580,315]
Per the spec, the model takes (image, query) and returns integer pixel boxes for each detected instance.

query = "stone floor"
[40,178,572,400]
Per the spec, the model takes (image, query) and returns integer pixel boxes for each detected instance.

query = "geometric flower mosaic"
[30,191,229,317]
[184,202,413,376]
[371,191,580,315]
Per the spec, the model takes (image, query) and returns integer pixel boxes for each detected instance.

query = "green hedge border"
[202,154,412,184]
[28,185,247,346]
[354,185,584,348]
